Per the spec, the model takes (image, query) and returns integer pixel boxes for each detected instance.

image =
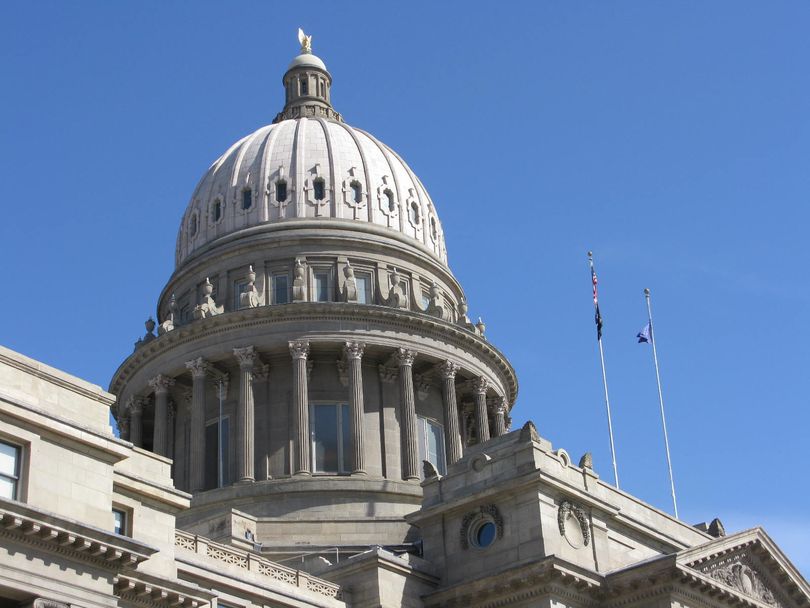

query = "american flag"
[591,263,603,340]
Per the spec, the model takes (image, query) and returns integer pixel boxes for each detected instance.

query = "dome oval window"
[384,189,395,212]
[189,214,198,237]
[430,217,437,240]
[212,199,223,223]
[313,178,326,201]
[350,181,362,204]
[409,202,420,225]
[242,189,253,210]
[276,180,288,203]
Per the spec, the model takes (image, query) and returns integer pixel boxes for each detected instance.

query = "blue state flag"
[637,322,651,343]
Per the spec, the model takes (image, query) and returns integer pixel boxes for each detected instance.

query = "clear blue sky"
[2,1,808,575]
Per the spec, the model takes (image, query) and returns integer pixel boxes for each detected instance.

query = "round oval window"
[475,521,496,548]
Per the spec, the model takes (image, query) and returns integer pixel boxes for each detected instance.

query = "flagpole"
[589,252,620,488]
[644,288,678,518]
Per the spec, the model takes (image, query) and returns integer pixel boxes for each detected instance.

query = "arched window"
[350,181,362,204]
[300,77,309,96]
[430,216,437,240]
[189,214,198,237]
[242,189,253,210]
[319,80,325,97]
[384,189,395,212]
[409,202,420,225]
[313,178,326,201]
[276,181,287,203]
[213,199,223,222]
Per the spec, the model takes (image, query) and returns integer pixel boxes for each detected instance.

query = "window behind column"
[204,417,230,489]
[0,440,21,500]
[311,403,350,474]
[417,417,446,476]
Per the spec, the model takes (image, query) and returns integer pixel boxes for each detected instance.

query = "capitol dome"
[176,52,446,269]
[111,33,517,562]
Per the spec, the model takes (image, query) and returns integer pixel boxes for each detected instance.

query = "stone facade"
[0,32,807,608]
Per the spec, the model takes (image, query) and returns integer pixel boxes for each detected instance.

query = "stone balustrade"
[174,530,344,601]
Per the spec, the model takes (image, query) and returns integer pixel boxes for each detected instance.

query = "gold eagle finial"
[297,28,312,54]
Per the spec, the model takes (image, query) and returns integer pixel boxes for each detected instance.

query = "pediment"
[678,528,810,608]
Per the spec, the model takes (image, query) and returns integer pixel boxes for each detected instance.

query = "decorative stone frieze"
[414,372,432,401]
[557,500,591,548]
[378,364,399,383]
[700,552,782,607]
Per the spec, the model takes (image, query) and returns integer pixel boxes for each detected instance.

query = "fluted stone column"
[185,357,208,492]
[234,346,257,482]
[395,348,419,481]
[472,377,490,444]
[149,375,175,457]
[438,360,463,465]
[117,412,130,442]
[128,398,144,447]
[289,341,311,476]
[493,397,508,437]
[344,342,367,475]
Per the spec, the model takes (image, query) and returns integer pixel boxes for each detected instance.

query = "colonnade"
[123,341,509,486]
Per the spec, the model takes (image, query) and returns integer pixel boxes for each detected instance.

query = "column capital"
[393,348,417,367]
[436,360,460,380]
[289,340,310,360]
[148,374,175,394]
[471,377,489,395]
[234,345,257,369]
[185,357,209,378]
[127,396,144,416]
[343,341,365,360]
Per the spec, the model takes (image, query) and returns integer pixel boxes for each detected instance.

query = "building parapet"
[174,530,344,602]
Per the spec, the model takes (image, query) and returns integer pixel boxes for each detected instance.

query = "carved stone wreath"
[557,500,591,547]
[459,504,504,550]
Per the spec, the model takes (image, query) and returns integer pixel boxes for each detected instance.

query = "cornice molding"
[110,302,518,405]
[0,500,154,570]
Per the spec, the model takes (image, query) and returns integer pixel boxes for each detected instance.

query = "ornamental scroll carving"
[700,552,781,608]
[557,500,591,547]
[459,504,504,550]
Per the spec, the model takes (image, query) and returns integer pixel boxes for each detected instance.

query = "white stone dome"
[175,118,448,268]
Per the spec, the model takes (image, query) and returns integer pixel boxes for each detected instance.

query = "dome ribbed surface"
[175,118,447,268]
